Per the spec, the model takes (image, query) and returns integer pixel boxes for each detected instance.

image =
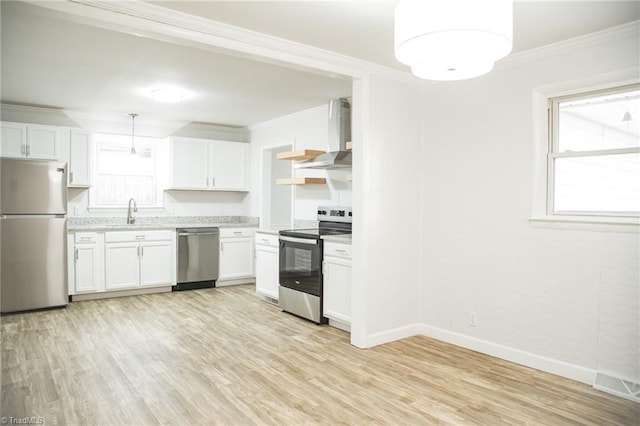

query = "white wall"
[248,104,352,222]
[418,29,639,384]
[351,74,424,347]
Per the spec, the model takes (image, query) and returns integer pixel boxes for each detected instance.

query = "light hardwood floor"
[2,285,637,425]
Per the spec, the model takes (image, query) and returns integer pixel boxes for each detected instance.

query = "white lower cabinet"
[105,242,140,290]
[323,241,352,330]
[217,228,256,286]
[255,232,279,300]
[105,230,173,291]
[68,232,105,295]
[140,241,173,287]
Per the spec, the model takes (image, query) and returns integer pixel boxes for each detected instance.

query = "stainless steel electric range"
[278,206,352,324]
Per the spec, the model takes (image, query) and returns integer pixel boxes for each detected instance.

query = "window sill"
[529,216,639,233]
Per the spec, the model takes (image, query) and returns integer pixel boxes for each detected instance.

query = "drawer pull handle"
[135,235,145,239]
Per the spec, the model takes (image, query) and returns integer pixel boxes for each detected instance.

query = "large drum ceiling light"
[394,0,513,81]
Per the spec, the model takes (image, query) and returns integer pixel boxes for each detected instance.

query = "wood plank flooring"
[2,285,637,425]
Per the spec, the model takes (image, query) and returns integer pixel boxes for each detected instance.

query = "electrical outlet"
[469,312,478,327]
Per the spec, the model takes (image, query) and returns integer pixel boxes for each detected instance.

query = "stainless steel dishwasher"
[174,227,219,291]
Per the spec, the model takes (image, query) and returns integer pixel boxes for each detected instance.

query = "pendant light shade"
[394,0,513,81]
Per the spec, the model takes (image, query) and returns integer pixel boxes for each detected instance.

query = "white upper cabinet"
[170,137,248,191]
[1,122,59,160]
[0,122,26,157]
[68,130,91,187]
[170,138,209,189]
[210,140,247,190]
[58,128,92,187]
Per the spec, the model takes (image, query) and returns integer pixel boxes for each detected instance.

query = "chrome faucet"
[127,198,138,224]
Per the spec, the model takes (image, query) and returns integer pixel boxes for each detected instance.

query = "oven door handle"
[279,236,319,245]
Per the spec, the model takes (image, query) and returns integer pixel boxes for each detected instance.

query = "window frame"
[547,83,640,219]
[88,132,168,211]
[530,71,640,232]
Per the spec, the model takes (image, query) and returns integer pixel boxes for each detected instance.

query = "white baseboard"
[216,278,255,287]
[418,324,596,385]
[71,286,172,301]
[364,323,424,347]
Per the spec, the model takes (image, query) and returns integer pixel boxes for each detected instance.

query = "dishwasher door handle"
[178,231,219,237]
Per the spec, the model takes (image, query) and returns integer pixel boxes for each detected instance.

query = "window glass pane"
[93,133,160,207]
[558,89,639,152]
[554,153,640,214]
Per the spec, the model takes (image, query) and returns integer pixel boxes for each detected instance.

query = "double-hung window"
[89,133,167,209]
[548,84,639,220]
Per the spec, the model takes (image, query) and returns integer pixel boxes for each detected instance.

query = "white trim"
[498,20,640,70]
[531,70,640,230]
[363,323,424,348]
[529,217,639,233]
[24,0,415,83]
[418,324,597,385]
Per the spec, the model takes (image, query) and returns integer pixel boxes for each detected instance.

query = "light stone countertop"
[68,216,259,232]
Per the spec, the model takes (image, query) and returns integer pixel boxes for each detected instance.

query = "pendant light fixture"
[129,113,138,155]
[394,0,513,81]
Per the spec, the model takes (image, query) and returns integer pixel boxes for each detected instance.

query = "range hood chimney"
[296,98,352,169]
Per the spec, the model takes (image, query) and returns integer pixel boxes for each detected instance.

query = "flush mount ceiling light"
[394,0,513,81]
[150,88,186,103]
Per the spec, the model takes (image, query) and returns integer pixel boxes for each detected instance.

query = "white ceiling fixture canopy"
[394,0,513,81]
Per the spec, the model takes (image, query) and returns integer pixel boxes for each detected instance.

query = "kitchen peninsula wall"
[247,104,353,222]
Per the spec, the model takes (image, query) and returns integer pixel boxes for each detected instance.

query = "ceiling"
[1,1,639,132]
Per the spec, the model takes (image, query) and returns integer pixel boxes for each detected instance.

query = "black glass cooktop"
[279,221,352,240]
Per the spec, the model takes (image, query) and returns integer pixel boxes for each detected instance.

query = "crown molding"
[497,20,640,70]
[22,0,417,84]
[19,1,636,90]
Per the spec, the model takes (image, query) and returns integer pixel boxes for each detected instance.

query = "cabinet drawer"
[324,242,352,259]
[255,233,279,247]
[105,230,172,243]
[75,232,99,244]
[220,228,255,238]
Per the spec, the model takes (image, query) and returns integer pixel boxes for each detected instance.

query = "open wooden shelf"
[345,141,353,150]
[276,150,325,161]
[276,177,327,185]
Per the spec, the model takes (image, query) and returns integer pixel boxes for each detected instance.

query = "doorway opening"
[261,144,293,229]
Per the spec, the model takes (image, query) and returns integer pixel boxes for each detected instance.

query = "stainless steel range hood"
[295,98,352,169]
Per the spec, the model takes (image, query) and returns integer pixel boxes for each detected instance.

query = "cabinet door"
[219,237,255,280]
[0,122,26,158]
[139,241,172,287]
[27,124,58,160]
[171,138,209,189]
[75,244,99,293]
[105,242,140,290]
[255,245,279,299]
[69,130,91,187]
[210,141,247,191]
[323,258,352,323]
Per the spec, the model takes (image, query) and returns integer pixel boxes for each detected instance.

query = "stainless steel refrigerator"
[1,158,68,313]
